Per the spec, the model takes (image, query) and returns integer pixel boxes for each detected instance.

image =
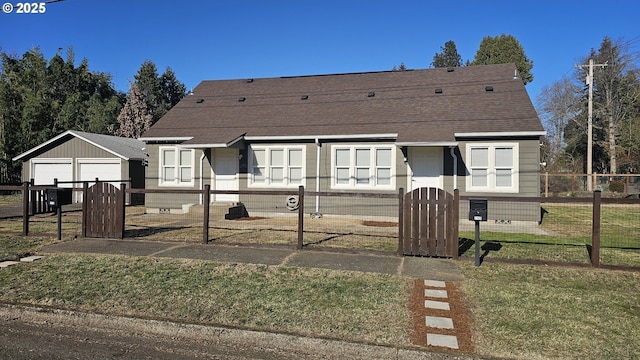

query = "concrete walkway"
[38,238,465,281]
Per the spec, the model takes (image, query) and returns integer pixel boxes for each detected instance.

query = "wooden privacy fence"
[82,182,126,239]
[399,187,459,258]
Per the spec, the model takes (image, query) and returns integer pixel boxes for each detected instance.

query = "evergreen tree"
[431,40,463,68]
[470,34,534,85]
[572,37,639,174]
[134,60,186,124]
[0,47,124,182]
[392,62,407,71]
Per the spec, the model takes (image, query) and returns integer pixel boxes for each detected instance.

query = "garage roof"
[13,131,147,161]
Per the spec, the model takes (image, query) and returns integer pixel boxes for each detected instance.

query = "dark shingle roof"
[140,64,543,145]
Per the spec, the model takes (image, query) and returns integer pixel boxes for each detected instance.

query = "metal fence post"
[203,184,210,244]
[591,190,601,267]
[297,185,304,250]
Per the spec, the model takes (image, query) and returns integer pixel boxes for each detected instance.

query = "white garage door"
[77,159,121,202]
[32,159,72,186]
[78,159,121,186]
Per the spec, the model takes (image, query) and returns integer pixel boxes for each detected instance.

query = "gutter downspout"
[449,146,458,190]
[199,151,206,204]
[315,138,321,214]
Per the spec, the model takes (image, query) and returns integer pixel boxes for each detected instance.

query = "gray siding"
[457,139,541,197]
[143,138,541,221]
[237,141,405,216]
[21,137,135,184]
[144,143,205,210]
[36,137,118,159]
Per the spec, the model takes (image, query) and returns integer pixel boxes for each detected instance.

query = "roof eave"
[395,141,459,147]
[243,134,398,141]
[138,137,194,143]
[454,131,546,138]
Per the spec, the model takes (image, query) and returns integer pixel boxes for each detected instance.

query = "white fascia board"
[454,131,547,138]
[13,130,131,161]
[138,137,193,142]
[395,141,459,147]
[244,134,398,141]
[70,132,131,160]
[12,130,73,161]
[176,143,227,149]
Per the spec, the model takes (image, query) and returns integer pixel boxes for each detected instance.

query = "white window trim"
[248,145,306,188]
[158,146,195,187]
[465,142,519,193]
[330,145,396,190]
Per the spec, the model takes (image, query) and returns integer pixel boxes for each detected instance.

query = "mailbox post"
[468,199,488,267]
[46,188,72,240]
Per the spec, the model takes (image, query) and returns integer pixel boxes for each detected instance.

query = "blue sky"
[2,0,639,107]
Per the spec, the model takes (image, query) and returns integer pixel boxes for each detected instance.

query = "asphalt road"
[0,305,474,360]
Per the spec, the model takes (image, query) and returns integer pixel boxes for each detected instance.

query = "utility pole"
[578,59,607,191]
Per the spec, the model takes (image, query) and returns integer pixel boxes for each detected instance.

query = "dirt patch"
[232,217,268,221]
[362,220,398,228]
[408,278,474,354]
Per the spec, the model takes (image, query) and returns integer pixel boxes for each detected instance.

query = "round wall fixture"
[286,195,299,211]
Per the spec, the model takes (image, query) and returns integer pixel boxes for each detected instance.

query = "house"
[139,63,545,221]
[13,130,147,203]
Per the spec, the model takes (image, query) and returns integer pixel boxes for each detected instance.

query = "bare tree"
[584,37,639,174]
[537,77,581,171]
[109,82,152,139]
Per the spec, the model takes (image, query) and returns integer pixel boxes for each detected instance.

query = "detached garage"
[13,130,146,203]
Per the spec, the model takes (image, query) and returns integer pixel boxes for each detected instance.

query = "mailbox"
[469,198,488,222]
[46,188,72,208]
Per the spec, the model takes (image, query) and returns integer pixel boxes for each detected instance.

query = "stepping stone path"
[423,279,459,350]
[0,256,44,268]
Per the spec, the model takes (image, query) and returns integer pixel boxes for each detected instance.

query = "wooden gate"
[401,187,459,257]
[82,182,125,239]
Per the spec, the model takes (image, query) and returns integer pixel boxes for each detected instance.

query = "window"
[249,146,305,187]
[331,145,394,189]
[466,143,518,192]
[159,147,194,186]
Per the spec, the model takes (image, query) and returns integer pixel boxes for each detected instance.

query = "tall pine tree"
[431,40,463,68]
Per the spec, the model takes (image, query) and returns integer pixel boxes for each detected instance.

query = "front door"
[213,148,239,202]
[409,147,442,191]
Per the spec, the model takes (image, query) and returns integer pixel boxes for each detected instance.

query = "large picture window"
[249,146,305,187]
[331,145,394,189]
[159,147,194,186]
[466,143,518,192]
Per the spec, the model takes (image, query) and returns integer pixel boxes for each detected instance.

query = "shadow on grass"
[125,225,190,238]
[458,238,503,264]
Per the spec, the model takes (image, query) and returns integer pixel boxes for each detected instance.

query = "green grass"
[456,203,640,266]
[461,262,640,359]
[1,235,639,358]
[0,235,56,261]
[0,193,21,206]
[0,254,412,346]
